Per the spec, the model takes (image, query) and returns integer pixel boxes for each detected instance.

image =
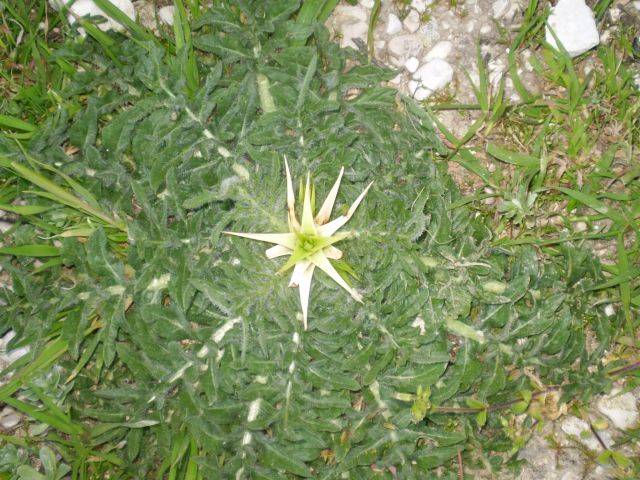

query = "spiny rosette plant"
[0,1,623,478]
[225,159,372,329]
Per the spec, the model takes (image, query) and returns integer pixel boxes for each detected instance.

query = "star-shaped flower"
[224,159,372,329]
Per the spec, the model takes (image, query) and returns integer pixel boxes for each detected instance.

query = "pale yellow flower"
[224,159,372,329]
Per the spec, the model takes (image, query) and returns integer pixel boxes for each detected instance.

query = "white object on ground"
[158,6,175,26]
[404,56,420,74]
[388,34,425,61]
[597,389,639,430]
[359,0,375,8]
[403,9,421,34]
[332,5,369,49]
[492,0,510,18]
[560,416,613,451]
[386,13,403,35]
[545,0,600,57]
[66,0,136,33]
[411,0,432,13]
[413,87,432,101]
[423,40,453,62]
[413,59,454,94]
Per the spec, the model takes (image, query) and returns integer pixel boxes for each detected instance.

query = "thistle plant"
[224,159,372,329]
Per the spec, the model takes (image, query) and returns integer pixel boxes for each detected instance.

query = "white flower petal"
[289,260,311,287]
[266,244,292,258]
[284,157,300,231]
[224,231,296,249]
[309,251,363,303]
[315,167,344,225]
[317,181,373,237]
[324,245,343,260]
[297,263,315,330]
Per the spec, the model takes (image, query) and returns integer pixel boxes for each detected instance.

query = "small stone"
[546,0,600,57]
[597,389,639,430]
[411,0,430,13]
[67,0,136,32]
[388,34,425,61]
[333,5,367,22]
[386,13,403,35]
[480,24,492,35]
[0,413,20,430]
[560,416,602,450]
[389,74,402,85]
[634,1,640,11]
[414,59,454,94]
[492,0,510,18]
[404,56,420,73]
[340,21,369,49]
[413,87,432,101]
[359,0,375,8]
[423,40,453,62]
[158,6,175,25]
[403,9,421,33]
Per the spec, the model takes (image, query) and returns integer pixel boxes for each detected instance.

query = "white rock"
[333,5,367,23]
[389,74,403,85]
[423,40,453,62]
[332,5,369,49]
[359,0,375,8]
[340,21,368,49]
[67,0,136,32]
[389,74,402,85]
[158,6,175,26]
[492,0,510,18]
[0,413,20,429]
[634,1,640,11]
[560,416,610,451]
[388,34,425,61]
[404,56,420,73]
[414,59,454,94]
[413,87,432,101]
[480,24,492,35]
[407,80,420,95]
[546,0,600,57]
[386,13,403,35]
[597,389,639,430]
[0,221,13,233]
[411,0,431,13]
[403,9,421,33]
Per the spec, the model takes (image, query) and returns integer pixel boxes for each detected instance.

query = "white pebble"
[386,13,403,35]
[66,0,136,32]
[359,0,375,8]
[387,34,424,60]
[597,389,639,430]
[492,0,510,19]
[411,0,430,13]
[404,56,420,73]
[413,87,432,101]
[414,59,454,94]
[546,0,600,57]
[389,74,403,85]
[339,20,369,49]
[423,40,453,62]
[403,9,421,34]
[158,6,175,25]
[0,413,20,430]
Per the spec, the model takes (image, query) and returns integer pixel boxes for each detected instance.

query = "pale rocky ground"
[2,0,640,478]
